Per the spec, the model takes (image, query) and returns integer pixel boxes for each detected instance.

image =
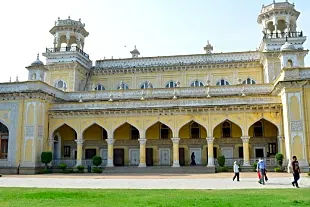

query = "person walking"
[257,158,266,185]
[233,161,240,181]
[291,156,300,188]
[190,152,196,166]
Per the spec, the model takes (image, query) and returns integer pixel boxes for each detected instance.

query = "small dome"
[31,54,44,66]
[281,42,295,51]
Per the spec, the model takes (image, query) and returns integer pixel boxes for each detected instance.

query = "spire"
[37,53,39,60]
[130,45,140,58]
[204,40,213,54]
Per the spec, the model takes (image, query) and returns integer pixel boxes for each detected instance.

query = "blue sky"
[0,0,309,82]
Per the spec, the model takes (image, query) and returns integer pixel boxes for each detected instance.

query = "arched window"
[165,81,177,88]
[243,78,256,85]
[287,59,293,67]
[222,121,231,138]
[0,122,9,159]
[191,80,204,87]
[216,79,230,86]
[131,126,139,139]
[160,124,170,139]
[140,81,153,89]
[95,84,105,91]
[117,82,129,90]
[54,80,67,91]
[190,122,200,139]
[253,121,263,137]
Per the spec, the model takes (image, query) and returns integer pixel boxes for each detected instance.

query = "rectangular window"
[64,146,71,158]
[161,129,169,139]
[85,149,96,159]
[0,138,8,159]
[191,128,200,139]
[238,147,243,158]
[268,143,276,155]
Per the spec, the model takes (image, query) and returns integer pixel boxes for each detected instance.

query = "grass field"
[0,188,309,207]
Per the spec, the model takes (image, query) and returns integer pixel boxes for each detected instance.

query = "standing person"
[291,156,300,188]
[190,152,196,166]
[257,158,266,185]
[233,161,240,181]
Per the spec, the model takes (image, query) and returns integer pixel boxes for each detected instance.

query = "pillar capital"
[106,138,115,145]
[241,136,250,143]
[206,137,215,144]
[277,135,285,141]
[138,138,147,145]
[75,139,84,145]
[48,138,54,145]
[171,137,180,144]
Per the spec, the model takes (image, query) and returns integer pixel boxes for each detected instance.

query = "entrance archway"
[0,122,9,159]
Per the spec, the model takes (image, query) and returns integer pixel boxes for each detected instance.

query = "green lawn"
[0,188,310,207]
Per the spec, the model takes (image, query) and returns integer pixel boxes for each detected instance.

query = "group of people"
[232,156,301,188]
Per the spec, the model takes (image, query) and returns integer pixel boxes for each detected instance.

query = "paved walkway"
[0,173,309,189]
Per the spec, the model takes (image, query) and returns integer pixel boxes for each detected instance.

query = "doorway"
[189,148,202,165]
[129,149,139,166]
[114,148,124,166]
[159,148,170,165]
[255,147,265,158]
[179,148,185,166]
[146,148,153,166]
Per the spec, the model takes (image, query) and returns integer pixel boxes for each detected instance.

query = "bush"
[275,153,284,168]
[274,167,282,172]
[92,156,102,167]
[40,169,52,174]
[59,163,67,172]
[64,169,75,174]
[41,152,52,169]
[253,162,258,172]
[219,167,229,172]
[307,172,310,177]
[218,156,225,167]
[76,165,85,173]
[92,167,103,173]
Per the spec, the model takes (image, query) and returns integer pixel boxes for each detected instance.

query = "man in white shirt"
[233,161,240,181]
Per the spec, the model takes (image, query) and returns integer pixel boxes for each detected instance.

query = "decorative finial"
[68,16,70,19]
[273,0,275,3]
[58,17,60,20]
[16,76,19,82]
[37,53,39,60]
[286,36,288,42]
[79,18,81,22]
[134,45,136,49]
[207,40,210,45]
[9,76,11,82]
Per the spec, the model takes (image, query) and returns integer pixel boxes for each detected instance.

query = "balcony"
[45,46,90,59]
[263,31,303,39]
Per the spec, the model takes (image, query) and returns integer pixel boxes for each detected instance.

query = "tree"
[92,156,102,167]
[275,153,284,169]
[41,152,52,169]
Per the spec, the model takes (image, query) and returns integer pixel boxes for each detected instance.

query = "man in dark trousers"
[291,156,301,188]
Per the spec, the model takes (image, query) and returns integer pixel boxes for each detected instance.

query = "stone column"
[138,138,147,167]
[277,136,285,156]
[171,138,180,167]
[241,136,250,166]
[48,137,54,152]
[75,139,84,166]
[105,138,115,167]
[206,137,215,167]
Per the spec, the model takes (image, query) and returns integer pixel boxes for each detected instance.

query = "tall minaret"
[257,1,307,83]
[42,16,92,68]
[130,45,140,58]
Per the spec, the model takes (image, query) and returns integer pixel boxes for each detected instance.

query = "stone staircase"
[102,166,215,174]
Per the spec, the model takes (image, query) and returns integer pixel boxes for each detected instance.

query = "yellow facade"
[0,1,309,174]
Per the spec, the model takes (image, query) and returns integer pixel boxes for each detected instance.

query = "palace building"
[0,1,309,174]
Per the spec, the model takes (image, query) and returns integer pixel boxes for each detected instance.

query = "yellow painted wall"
[114,123,130,140]
[146,123,160,139]
[248,119,278,137]
[83,124,103,140]
[56,125,76,140]
[179,122,207,138]
[25,139,32,162]
[303,88,310,161]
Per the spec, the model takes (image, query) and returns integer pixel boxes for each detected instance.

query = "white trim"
[159,148,171,165]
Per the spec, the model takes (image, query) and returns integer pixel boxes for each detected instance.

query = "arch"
[216,79,230,86]
[117,82,129,90]
[242,78,256,85]
[213,119,242,138]
[113,122,140,140]
[247,117,280,136]
[54,79,67,91]
[144,120,175,137]
[165,80,177,88]
[51,123,78,139]
[178,120,207,139]
[82,123,108,140]
[287,59,293,68]
[145,121,173,139]
[248,119,279,138]
[190,80,204,87]
[95,84,105,91]
[140,81,153,89]
[0,121,9,159]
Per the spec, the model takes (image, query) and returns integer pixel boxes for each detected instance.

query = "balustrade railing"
[52,159,76,168]
[214,157,278,166]
[263,31,303,39]
[46,46,90,59]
